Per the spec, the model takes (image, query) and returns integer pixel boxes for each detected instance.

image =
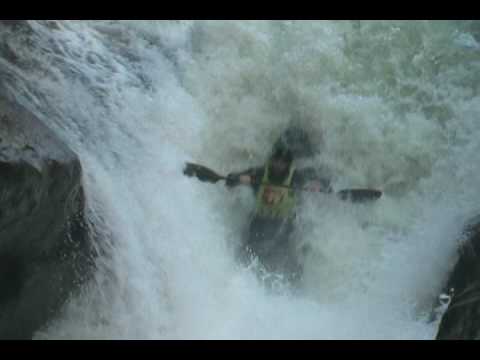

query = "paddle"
[183,162,382,203]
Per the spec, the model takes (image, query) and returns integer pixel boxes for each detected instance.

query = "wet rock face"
[436,216,480,340]
[0,96,95,339]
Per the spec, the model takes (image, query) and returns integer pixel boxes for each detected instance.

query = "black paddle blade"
[183,162,225,183]
[336,189,382,203]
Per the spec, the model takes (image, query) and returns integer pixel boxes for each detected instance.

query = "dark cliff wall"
[436,215,480,340]
[0,95,95,339]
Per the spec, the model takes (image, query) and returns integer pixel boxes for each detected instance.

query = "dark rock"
[0,95,95,339]
[0,20,33,34]
[436,215,480,339]
[0,42,19,64]
[42,21,60,31]
[0,21,41,73]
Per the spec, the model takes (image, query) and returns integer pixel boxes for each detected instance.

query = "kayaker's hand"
[226,174,252,187]
[225,173,240,187]
[305,180,324,192]
[238,175,252,185]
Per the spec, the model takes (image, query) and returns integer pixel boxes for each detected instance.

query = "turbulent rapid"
[2,20,480,339]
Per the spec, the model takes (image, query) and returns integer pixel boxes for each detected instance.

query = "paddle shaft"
[223,176,378,200]
[183,162,382,200]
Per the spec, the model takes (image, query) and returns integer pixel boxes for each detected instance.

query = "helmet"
[271,141,293,164]
[273,126,316,159]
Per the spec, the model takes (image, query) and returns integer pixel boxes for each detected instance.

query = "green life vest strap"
[255,162,296,219]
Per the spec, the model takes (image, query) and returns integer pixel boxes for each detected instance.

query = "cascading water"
[1,20,480,339]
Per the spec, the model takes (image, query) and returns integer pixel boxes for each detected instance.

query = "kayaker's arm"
[225,167,264,188]
[293,167,332,193]
[226,174,251,186]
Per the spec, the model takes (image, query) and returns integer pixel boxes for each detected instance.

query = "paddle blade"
[336,189,382,203]
[183,162,225,183]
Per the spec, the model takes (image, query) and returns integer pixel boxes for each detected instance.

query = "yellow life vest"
[255,162,296,219]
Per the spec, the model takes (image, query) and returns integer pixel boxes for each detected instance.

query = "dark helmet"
[274,126,316,159]
[270,141,293,164]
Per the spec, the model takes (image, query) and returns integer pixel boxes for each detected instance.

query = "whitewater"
[2,20,480,339]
